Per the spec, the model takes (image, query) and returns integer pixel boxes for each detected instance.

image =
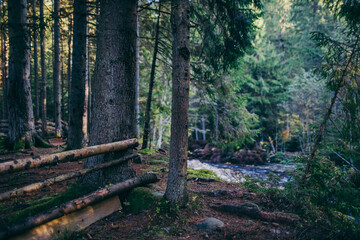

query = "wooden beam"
[0,173,158,239]
[10,196,121,240]
[0,154,139,201]
[0,138,138,173]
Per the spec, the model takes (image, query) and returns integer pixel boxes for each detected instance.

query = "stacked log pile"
[0,120,68,137]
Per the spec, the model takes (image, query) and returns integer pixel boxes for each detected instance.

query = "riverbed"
[188,159,297,185]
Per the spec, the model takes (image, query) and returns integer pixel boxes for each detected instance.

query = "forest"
[0,0,359,239]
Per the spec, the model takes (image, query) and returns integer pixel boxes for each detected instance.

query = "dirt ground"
[0,139,300,240]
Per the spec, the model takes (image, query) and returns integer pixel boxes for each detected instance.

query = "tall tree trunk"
[61,33,66,119]
[7,0,35,147]
[33,0,39,121]
[40,0,47,135]
[142,0,162,149]
[68,0,87,149]
[134,0,140,138]
[53,0,62,137]
[1,5,8,120]
[201,114,206,140]
[83,0,138,186]
[165,0,190,206]
[82,21,89,145]
[67,14,72,123]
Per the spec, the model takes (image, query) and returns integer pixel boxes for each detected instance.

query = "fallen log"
[0,173,158,240]
[0,138,138,173]
[0,154,139,201]
[211,202,298,223]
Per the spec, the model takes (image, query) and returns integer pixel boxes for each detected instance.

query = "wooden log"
[10,196,121,240]
[211,203,299,223]
[0,173,158,240]
[0,154,139,201]
[0,138,138,173]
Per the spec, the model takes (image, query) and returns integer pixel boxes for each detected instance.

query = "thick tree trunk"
[7,0,35,147]
[1,8,7,120]
[135,0,140,138]
[0,153,139,201]
[0,173,158,240]
[68,0,87,149]
[165,0,190,206]
[82,22,89,145]
[142,0,162,149]
[84,0,138,186]
[0,138,138,174]
[40,0,47,136]
[53,0,62,137]
[33,0,39,121]
[67,14,72,124]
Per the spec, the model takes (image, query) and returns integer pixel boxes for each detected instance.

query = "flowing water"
[188,159,297,185]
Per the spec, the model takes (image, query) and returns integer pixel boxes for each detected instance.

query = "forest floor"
[0,138,301,240]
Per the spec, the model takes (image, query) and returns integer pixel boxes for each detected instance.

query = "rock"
[152,191,165,198]
[196,217,224,232]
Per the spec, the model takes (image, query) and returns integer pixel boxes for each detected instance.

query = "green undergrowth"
[7,182,93,224]
[187,169,221,181]
[125,187,158,212]
[0,136,5,152]
[259,156,360,239]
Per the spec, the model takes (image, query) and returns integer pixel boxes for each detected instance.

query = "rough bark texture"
[0,138,138,174]
[0,173,158,240]
[40,0,47,135]
[68,0,87,149]
[135,0,140,138]
[83,0,138,186]
[32,0,39,121]
[67,14,72,124]
[0,153,139,201]
[165,0,190,206]
[7,0,35,146]
[142,1,162,149]
[53,0,62,137]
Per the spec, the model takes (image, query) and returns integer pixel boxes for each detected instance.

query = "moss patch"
[187,169,221,180]
[126,187,158,212]
[139,148,156,156]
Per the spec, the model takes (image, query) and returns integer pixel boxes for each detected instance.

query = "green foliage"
[126,187,158,212]
[282,157,360,239]
[187,169,221,181]
[8,182,93,224]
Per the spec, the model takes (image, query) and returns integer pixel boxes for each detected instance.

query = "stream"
[188,159,297,186]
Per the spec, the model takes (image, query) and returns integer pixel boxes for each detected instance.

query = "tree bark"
[0,173,158,240]
[165,0,190,206]
[53,0,62,137]
[0,138,138,174]
[135,0,140,138]
[33,0,39,121]
[0,153,139,201]
[7,0,35,147]
[142,0,162,149]
[68,0,87,149]
[67,14,72,124]
[40,0,47,136]
[1,5,7,120]
[84,0,138,186]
